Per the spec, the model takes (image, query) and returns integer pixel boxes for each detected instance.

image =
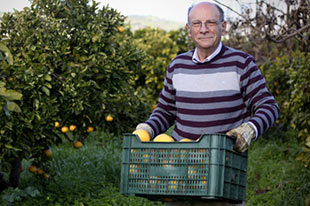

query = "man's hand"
[134,123,154,138]
[226,123,256,153]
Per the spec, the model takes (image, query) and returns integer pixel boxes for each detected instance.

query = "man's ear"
[186,24,191,37]
[221,21,227,35]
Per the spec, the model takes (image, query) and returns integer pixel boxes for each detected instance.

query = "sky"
[1,0,252,23]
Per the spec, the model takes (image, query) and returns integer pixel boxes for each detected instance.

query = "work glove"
[135,123,154,138]
[226,123,256,153]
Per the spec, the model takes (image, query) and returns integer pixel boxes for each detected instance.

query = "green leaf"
[6,101,22,112]
[0,43,13,65]
[0,87,23,101]
[42,86,50,96]
[5,144,22,151]
[45,74,52,81]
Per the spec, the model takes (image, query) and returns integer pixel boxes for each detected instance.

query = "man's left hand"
[226,123,256,153]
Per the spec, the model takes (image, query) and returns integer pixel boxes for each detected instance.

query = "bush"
[0,132,164,206]
[260,50,310,166]
[0,0,150,183]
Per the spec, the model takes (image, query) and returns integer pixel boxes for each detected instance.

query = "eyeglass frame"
[189,19,224,29]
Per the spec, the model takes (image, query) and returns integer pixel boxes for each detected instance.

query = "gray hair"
[187,2,225,24]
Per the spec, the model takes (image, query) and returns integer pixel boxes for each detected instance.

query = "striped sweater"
[145,45,280,141]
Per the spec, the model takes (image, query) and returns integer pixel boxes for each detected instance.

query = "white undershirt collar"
[192,42,222,63]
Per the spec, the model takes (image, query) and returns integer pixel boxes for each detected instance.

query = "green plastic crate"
[120,133,248,203]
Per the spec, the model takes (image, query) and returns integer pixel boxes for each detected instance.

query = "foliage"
[168,26,195,55]
[0,0,149,176]
[132,27,179,103]
[1,131,310,205]
[261,50,310,167]
[0,132,164,206]
[0,43,22,119]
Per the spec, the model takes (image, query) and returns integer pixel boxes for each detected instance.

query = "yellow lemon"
[87,126,94,133]
[73,141,83,149]
[180,138,193,142]
[54,121,60,128]
[29,165,38,173]
[153,134,174,142]
[69,125,76,131]
[133,130,151,142]
[61,126,69,133]
[37,169,44,175]
[118,26,124,32]
[106,115,113,122]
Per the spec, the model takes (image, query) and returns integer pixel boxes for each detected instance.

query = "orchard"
[0,0,150,191]
[0,0,310,204]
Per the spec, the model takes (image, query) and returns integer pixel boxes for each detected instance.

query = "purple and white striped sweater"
[145,45,279,141]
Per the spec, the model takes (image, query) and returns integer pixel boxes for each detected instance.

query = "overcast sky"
[1,0,253,23]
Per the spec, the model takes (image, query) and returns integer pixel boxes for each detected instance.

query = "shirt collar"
[192,42,222,63]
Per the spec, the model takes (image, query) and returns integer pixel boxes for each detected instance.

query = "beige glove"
[135,123,154,138]
[226,123,256,153]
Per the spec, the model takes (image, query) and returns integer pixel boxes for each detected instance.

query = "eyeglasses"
[190,20,222,29]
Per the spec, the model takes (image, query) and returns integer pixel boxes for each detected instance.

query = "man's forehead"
[189,2,220,18]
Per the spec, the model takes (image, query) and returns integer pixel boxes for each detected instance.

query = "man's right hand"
[134,123,153,138]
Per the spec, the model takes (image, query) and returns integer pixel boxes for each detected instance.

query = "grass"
[0,129,310,205]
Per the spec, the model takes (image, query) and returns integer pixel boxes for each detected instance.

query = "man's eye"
[207,21,218,26]
[192,22,201,26]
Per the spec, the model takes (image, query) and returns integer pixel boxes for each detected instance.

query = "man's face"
[187,3,226,55]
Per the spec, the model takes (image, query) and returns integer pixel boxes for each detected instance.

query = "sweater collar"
[192,42,223,64]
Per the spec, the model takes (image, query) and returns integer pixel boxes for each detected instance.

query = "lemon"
[44,149,52,158]
[87,126,94,133]
[37,169,44,175]
[54,121,60,128]
[180,138,193,142]
[153,134,174,142]
[61,126,69,133]
[106,115,113,122]
[118,26,124,32]
[69,125,76,131]
[73,141,83,149]
[29,165,38,173]
[133,130,151,142]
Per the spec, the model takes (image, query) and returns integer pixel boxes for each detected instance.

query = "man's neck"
[192,42,222,63]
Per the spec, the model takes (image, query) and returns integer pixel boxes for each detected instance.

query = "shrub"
[0,0,149,190]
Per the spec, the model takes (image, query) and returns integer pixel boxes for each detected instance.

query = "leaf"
[34,99,39,109]
[0,88,23,101]
[0,43,13,65]
[4,144,22,151]
[44,74,52,81]
[6,101,22,112]
[42,86,50,96]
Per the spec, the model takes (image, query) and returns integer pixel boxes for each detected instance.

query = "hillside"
[0,11,184,31]
[127,15,185,31]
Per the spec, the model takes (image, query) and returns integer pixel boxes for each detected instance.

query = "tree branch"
[268,23,310,43]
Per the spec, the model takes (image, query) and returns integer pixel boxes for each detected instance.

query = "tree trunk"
[0,157,21,193]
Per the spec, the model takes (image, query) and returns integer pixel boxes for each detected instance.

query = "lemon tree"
[0,0,149,191]
[132,28,179,104]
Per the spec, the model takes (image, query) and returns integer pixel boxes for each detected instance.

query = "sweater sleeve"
[240,56,280,137]
[145,64,177,138]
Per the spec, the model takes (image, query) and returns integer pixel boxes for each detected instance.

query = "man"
[135,2,279,205]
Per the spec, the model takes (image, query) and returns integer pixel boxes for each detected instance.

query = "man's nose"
[200,23,209,32]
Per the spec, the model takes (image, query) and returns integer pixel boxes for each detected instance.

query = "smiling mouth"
[198,37,213,40]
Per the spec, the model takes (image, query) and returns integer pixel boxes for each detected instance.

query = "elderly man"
[135,2,279,205]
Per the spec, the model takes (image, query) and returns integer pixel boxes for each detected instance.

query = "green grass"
[1,130,310,205]
[246,131,310,205]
